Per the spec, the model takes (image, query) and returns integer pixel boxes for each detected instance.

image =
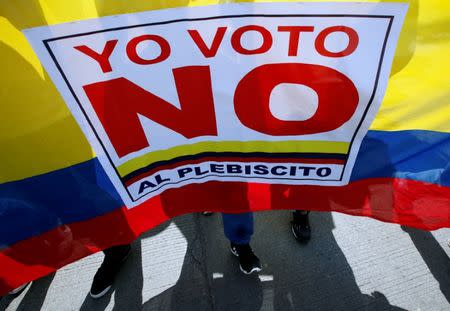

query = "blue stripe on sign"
[1,129,449,248]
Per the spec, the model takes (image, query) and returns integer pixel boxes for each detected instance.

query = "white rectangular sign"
[25,2,407,208]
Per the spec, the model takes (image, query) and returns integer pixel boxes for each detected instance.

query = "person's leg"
[222,212,261,274]
[222,212,254,245]
[291,210,311,243]
[90,244,131,298]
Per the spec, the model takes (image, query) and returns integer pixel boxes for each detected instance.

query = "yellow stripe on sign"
[117,140,350,177]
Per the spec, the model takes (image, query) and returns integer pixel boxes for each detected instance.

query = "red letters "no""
[83,63,358,158]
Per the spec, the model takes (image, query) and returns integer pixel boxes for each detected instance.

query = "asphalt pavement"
[1,210,449,311]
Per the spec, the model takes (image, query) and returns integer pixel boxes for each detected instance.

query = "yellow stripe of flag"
[0,0,448,184]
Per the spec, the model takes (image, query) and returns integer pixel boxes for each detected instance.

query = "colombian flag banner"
[0,0,449,294]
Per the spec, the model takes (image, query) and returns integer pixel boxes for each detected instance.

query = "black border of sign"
[42,13,394,202]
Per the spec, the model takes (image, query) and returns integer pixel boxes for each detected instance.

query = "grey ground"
[1,211,449,311]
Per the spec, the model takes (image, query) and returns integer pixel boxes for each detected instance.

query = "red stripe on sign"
[1,177,449,294]
[123,157,345,186]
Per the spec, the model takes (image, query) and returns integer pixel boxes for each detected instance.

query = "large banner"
[24,3,406,207]
[0,0,449,294]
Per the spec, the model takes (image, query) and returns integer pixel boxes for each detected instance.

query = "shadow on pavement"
[140,214,214,311]
[401,226,450,304]
[200,210,406,311]
[256,211,406,311]
[78,240,145,311]
[78,221,170,311]
[74,210,408,311]
[0,273,55,311]
[78,212,215,311]
[5,212,439,311]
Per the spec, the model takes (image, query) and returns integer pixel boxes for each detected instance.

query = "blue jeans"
[222,212,254,245]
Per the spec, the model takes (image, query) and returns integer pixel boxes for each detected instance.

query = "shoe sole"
[90,285,112,299]
[230,247,261,275]
[89,248,132,299]
[8,282,31,295]
[291,224,299,239]
[239,265,262,275]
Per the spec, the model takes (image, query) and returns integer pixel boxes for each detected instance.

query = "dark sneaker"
[230,243,262,274]
[291,210,311,243]
[90,244,131,298]
[201,211,213,216]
